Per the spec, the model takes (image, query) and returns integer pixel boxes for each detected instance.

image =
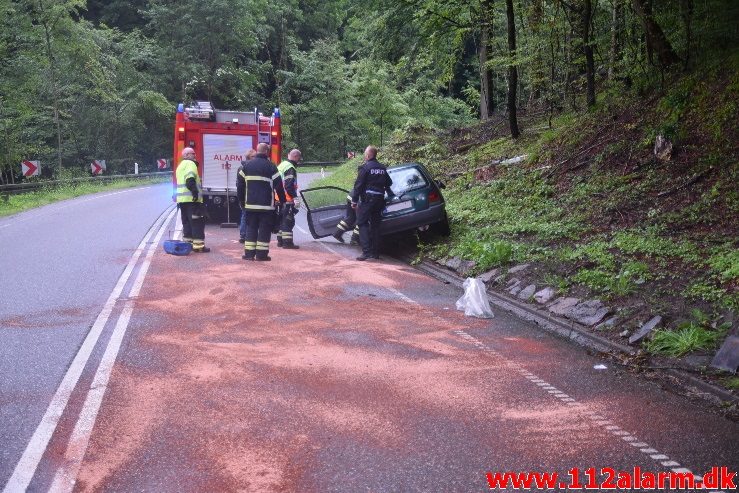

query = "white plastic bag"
[455,277,495,318]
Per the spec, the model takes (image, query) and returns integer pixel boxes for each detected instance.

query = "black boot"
[332,230,345,243]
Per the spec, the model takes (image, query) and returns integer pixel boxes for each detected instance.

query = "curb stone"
[404,256,739,407]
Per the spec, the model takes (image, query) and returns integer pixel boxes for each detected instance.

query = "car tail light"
[429,190,440,203]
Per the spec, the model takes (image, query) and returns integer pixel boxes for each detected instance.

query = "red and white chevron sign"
[157,158,168,169]
[91,160,106,175]
[21,160,40,177]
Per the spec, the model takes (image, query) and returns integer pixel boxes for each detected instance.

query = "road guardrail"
[0,171,172,196]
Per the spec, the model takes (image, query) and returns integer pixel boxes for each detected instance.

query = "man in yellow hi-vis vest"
[276,148,302,249]
[175,147,210,253]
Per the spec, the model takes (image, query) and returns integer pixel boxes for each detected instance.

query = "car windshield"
[388,167,428,196]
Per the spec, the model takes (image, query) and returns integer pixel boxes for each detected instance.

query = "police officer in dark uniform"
[351,145,394,261]
[237,143,286,261]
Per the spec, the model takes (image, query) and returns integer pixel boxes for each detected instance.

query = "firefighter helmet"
[182,147,195,158]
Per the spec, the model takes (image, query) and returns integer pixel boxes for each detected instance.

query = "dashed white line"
[311,236,720,490]
[449,329,707,484]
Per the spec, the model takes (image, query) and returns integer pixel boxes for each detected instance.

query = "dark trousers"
[357,194,385,256]
[336,200,357,232]
[243,210,274,259]
[277,204,297,245]
[239,208,247,240]
[179,202,206,251]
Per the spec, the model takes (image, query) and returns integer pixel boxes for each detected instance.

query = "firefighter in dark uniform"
[237,143,286,261]
[332,161,363,245]
[276,148,302,249]
[352,145,394,261]
[175,147,210,252]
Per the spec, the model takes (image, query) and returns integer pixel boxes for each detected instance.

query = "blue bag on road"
[163,240,192,256]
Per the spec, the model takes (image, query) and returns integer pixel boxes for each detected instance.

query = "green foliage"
[542,273,570,293]
[573,262,648,297]
[706,249,739,283]
[449,233,514,271]
[564,240,616,270]
[645,310,728,357]
[684,281,738,309]
[645,326,723,357]
[307,158,363,190]
[445,168,583,243]
[611,229,700,264]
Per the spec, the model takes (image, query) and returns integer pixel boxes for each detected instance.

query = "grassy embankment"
[316,58,739,371]
[0,176,171,218]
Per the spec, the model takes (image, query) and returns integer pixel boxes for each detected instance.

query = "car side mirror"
[435,179,446,189]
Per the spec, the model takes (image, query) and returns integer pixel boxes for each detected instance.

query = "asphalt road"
[1,176,737,492]
[0,183,174,489]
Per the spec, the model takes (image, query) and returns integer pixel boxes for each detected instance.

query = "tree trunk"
[632,0,681,68]
[528,0,545,102]
[583,0,596,107]
[39,0,63,171]
[478,0,495,120]
[505,0,520,138]
[681,0,693,70]
[380,113,384,147]
[608,0,623,80]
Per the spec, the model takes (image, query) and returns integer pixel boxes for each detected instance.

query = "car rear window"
[388,167,429,195]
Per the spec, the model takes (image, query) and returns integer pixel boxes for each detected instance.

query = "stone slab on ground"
[596,316,619,331]
[629,315,662,345]
[569,300,611,327]
[478,268,500,283]
[509,285,522,296]
[508,263,530,274]
[548,297,580,317]
[517,284,537,300]
[458,260,476,276]
[506,277,521,288]
[711,335,739,372]
[445,257,462,271]
[534,287,555,304]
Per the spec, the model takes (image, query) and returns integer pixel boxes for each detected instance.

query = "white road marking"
[448,329,710,485]
[309,232,721,491]
[297,225,344,257]
[2,204,175,493]
[49,207,176,493]
[173,208,183,241]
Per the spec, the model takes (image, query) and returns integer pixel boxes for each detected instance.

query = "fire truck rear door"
[202,134,253,191]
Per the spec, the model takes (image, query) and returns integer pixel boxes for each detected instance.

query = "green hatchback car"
[300,163,450,240]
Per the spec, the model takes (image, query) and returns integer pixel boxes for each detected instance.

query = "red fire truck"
[172,101,282,219]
